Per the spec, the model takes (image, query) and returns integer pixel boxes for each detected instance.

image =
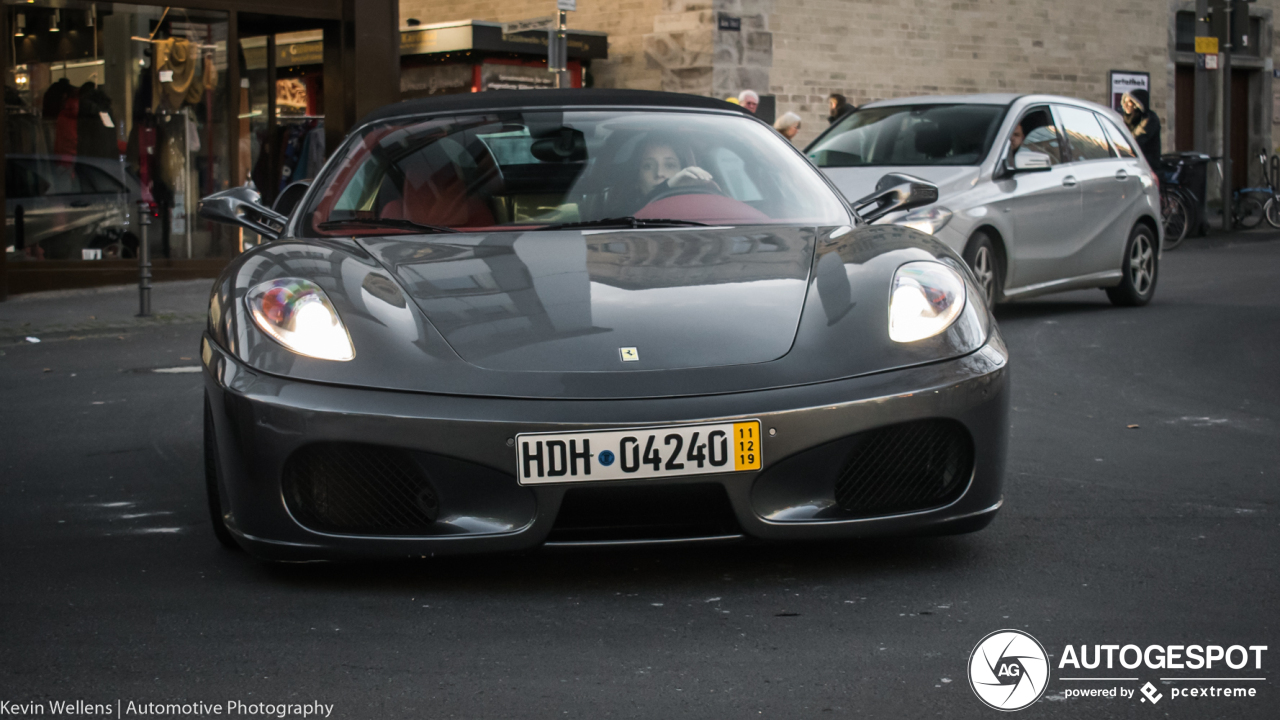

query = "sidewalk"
[0,279,213,342]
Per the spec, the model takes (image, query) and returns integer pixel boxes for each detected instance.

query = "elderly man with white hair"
[773,111,802,142]
[737,89,759,114]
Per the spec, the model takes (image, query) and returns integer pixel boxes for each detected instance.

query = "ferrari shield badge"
[619,347,639,362]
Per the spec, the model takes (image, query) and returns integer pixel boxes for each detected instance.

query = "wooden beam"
[109,0,342,21]
[1,7,8,301]
[346,0,400,125]
[226,10,240,190]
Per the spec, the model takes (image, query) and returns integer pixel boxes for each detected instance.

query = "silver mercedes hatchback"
[807,94,1162,306]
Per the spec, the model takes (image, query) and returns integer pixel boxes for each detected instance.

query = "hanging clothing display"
[54,87,80,159]
[154,38,220,109]
[77,83,119,159]
[294,125,326,182]
[42,78,74,120]
[277,122,309,192]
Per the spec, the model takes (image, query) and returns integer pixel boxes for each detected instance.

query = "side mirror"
[998,150,1053,178]
[852,172,940,224]
[198,185,288,241]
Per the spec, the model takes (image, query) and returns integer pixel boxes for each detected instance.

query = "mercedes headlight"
[246,278,355,361]
[895,206,953,235]
[889,262,966,343]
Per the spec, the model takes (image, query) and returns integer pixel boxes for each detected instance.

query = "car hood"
[210,225,990,399]
[357,227,813,373]
[819,166,981,206]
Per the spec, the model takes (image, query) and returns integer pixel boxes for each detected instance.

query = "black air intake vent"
[833,419,973,516]
[548,483,740,543]
[284,443,438,535]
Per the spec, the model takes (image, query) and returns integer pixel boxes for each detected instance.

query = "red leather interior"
[635,193,771,224]
[381,163,496,228]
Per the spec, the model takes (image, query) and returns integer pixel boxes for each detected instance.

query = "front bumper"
[203,332,1010,561]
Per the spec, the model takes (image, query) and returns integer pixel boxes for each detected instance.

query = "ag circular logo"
[968,630,1050,711]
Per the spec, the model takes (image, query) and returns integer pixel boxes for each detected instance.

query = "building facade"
[402,0,1280,189]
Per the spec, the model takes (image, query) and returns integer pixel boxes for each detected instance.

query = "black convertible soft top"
[357,89,752,127]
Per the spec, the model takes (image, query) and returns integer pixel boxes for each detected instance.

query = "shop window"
[6,2,230,262]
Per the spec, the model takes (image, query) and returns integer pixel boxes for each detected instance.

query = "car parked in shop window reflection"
[4,154,141,261]
[806,94,1163,307]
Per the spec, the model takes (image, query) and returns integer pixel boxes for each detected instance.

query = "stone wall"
[398,0,1280,162]
[769,0,1176,148]
[398,0,668,91]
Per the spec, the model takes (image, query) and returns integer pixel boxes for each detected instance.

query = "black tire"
[1160,189,1189,250]
[962,231,1003,307]
[204,397,241,550]
[1265,197,1280,229]
[1106,224,1159,307]
[1236,195,1264,229]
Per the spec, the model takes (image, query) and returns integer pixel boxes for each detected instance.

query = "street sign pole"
[1222,2,1233,232]
[555,10,568,88]
[137,201,152,318]
[551,0,574,88]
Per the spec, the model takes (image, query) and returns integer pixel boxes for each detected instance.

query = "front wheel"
[962,231,1003,307]
[1236,195,1265,229]
[1264,197,1280,229]
[1106,224,1158,307]
[1160,189,1189,250]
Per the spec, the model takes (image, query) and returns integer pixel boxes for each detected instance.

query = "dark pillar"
[226,11,240,189]
[322,19,349,156]
[1,8,8,301]
[344,0,400,126]
[265,33,278,205]
[1194,0,1211,155]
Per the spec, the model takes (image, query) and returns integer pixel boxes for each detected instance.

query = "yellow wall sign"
[1195,36,1219,54]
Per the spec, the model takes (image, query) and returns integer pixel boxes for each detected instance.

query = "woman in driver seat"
[629,138,719,213]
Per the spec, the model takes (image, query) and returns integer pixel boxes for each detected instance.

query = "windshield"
[807,104,1006,168]
[302,109,849,235]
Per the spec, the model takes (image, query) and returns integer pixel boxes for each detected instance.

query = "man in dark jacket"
[1121,89,1161,168]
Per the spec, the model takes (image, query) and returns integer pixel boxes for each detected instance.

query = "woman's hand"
[667,166,714,188]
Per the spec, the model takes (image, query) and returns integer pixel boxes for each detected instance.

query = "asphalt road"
[1,235,1277,719]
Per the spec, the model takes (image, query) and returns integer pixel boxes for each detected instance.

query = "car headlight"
[895,206,953,235]
[889,262,966,343]
[246,278,354,361]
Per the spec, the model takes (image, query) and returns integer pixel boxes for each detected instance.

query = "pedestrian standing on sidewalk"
[828,93,855,125]
[738,90,759,114]
[1121,89,1162,169]
[774,112,802,142]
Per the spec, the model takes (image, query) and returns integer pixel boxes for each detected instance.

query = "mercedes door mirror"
[198,185,287,241]
[1010,150,1053,174]
[852,172,940,224]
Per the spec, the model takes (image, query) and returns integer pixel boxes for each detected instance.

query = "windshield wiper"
[538,216,710,231]
[317,218,460,234]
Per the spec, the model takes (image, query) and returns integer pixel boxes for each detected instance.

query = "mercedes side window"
[1056,105,1116,162]
[1012,108,1062,165]
[1097,115,1138,159]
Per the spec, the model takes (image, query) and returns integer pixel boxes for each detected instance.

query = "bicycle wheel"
[1160,189,1189,249]
[1236,195,1265,229]
[1265,197,1280,229]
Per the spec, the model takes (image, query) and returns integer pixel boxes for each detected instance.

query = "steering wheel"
[643,183,723,204]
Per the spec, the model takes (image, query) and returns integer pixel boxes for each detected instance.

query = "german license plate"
[516,420,762,485]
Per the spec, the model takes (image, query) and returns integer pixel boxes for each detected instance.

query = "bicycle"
[1157,154,1205,249]
[1210,154,1271,231]
[1256,152,1280,229]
